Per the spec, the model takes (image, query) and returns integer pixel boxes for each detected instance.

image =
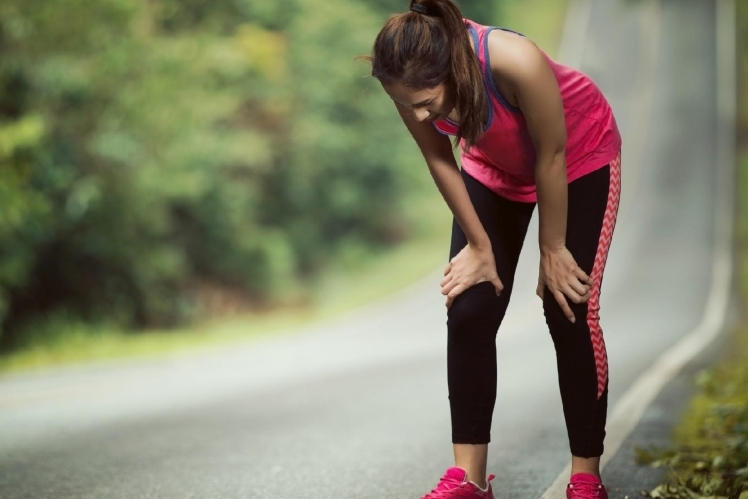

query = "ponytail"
[365,0,488,148]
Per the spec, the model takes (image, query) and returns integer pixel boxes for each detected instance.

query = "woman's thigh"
[448,169,535,310]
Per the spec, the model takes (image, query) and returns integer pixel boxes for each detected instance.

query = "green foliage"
[634,354,748,498]
[459,1,498,25]
[0,0,433,349]
[358,0,499,23]
[0,0,516,355]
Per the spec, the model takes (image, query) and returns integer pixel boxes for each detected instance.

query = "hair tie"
[410,4,428,14]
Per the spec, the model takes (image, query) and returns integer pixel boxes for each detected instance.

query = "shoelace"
[422,474,495,499]
[567,481,605,499]
[422,475,462,499]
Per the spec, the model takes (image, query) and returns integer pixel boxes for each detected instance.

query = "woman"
[366,1,621,498]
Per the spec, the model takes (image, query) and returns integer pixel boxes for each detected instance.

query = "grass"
[0,0,569,375]
[635,318,748,498]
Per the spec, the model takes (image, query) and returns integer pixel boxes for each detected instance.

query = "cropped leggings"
[447,152,621,458]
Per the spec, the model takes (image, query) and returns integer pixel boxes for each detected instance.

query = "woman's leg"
[542,153,622,478]
[447,169,535,485]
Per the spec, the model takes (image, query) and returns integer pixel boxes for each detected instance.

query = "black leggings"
[447,154,621,458]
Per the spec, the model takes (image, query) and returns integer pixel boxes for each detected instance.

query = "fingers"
[568,278,591,299]
[552,289,576,323]
[445,283,467,308]
[552,277,592,323]
[439,273,452,288]
[573,266,593,286]
[570,269,594,303]
[491,276,504,296]
[441,277,456,296]
[441,245,502,306]
[561,283,590,305]
[540,251,596,319]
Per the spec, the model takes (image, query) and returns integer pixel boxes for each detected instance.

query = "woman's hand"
[536,246,593,323]
[441,245,503,308]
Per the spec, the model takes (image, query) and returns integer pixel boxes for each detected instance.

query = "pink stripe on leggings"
[587,151,622,399]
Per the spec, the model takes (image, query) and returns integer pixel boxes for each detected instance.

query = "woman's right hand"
[440,244,504,308]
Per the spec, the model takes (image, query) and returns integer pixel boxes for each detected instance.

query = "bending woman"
[366,1,621,498]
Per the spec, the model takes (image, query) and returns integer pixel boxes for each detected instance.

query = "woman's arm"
[393,102,503,305]
[490,35,568,253]
[394,102,489,250]
[487,32,592,321]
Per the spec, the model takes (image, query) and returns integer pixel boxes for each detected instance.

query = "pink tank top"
[433,20,622,203]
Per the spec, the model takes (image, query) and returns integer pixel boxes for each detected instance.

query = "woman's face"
[382,82,455,123]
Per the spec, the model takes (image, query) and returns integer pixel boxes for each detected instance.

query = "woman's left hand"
[536,246,593,323]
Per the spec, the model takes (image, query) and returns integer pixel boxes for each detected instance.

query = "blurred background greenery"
[0,0,566,370]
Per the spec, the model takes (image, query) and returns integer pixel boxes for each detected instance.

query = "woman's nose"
[414,108,430,122]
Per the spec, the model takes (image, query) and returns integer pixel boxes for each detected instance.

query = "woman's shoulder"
[485,28,549,83]
[486,28,542,68]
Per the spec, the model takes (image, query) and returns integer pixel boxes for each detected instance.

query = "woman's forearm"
[427,158,491,251]
[535,151,568,255]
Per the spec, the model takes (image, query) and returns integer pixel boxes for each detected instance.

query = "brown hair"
[364,0,488,149]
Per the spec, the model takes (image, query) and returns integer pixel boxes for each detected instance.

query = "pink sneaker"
[566,473,608,499]
[421,467,495,499]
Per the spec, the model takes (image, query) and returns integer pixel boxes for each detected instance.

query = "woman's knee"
[541,288,589,330]
[447,281,508,333]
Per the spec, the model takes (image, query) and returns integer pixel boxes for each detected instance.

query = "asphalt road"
[0,1,728,498]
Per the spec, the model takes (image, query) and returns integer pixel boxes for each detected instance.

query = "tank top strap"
[464,19,489,78]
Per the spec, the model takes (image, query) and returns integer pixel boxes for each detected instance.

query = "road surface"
[0,1,731,498]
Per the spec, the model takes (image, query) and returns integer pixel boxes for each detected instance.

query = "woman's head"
[366,0,487,148]
[382,81,454,124]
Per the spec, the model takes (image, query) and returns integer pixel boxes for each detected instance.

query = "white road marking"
[540,0,735,496]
